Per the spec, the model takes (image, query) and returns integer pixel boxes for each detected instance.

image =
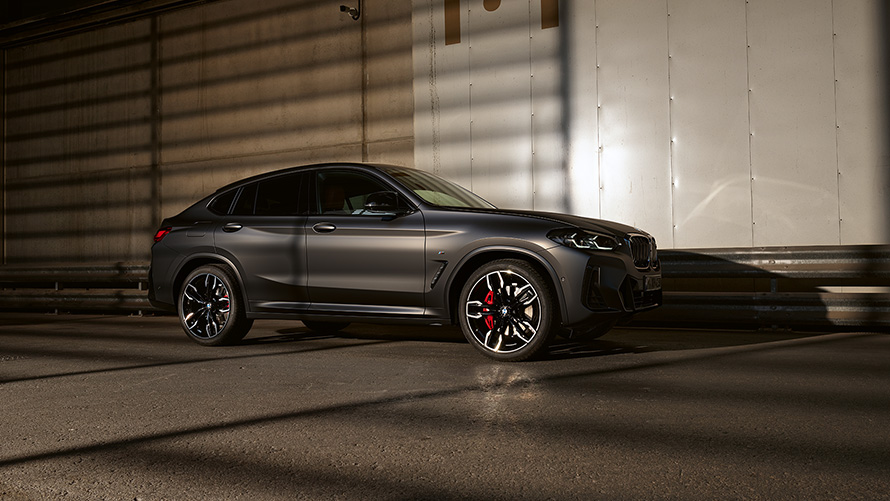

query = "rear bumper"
[147,266,176,312]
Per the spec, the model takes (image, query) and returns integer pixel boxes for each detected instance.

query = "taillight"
[154,227,172,243]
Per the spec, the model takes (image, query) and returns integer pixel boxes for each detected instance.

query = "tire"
[178,264,253,346]
[458,259,558,362]
[302,320,350,333]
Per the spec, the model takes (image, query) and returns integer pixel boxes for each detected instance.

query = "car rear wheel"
[459,259,557,362]
[179,265,253,346]
[302,320,350,333]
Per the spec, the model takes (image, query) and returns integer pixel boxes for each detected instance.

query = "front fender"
[441,243,568,326]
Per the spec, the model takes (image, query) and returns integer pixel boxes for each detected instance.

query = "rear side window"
[208,189,237,215]
[230,172,303,216]
[232,183,257,215]
[255,173,302,216]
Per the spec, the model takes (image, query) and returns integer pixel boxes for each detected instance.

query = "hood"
[486,209,645,237]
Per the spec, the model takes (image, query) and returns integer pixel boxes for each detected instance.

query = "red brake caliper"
[484,290,495,330]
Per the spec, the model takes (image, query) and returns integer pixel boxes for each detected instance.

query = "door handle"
[223,223,243,232]
[312,223,337,234]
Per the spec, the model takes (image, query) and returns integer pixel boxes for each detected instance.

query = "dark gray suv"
[150,163,661,361]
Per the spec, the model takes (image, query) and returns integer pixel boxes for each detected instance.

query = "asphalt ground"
[0,313,887,500]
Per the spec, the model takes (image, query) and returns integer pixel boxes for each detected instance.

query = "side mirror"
[363,191,401,213]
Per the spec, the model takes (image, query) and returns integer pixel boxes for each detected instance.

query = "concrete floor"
[0,313,887,500]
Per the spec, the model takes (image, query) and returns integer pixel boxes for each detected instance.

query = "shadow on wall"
[1,0,414,265]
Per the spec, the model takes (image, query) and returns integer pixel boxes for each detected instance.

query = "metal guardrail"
[0,263,151,312]
[0,246,888,329]
[632,245,890,330]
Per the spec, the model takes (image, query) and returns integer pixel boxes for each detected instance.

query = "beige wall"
[1,0,414,264]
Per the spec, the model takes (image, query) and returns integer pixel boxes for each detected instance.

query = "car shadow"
[544,326,824,361]
[240,330,337,345]
[246,321,826,362]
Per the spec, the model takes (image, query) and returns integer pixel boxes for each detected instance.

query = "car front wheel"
[179,265,253,346]
[459,259,557,362]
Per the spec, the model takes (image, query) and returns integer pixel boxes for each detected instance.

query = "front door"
[304,169,426,316]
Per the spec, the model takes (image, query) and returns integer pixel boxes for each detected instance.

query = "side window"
[232,183,257,216]
[315,170,398,215]
[208,189,237,215]
[255,173,302,216]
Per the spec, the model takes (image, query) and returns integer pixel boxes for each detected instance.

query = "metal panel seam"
[666,0,676,245]
[467,0,475,189]
[744,0,755,246]
[528,0,535,210]
[830,0,843,244]
[594,0,602,219]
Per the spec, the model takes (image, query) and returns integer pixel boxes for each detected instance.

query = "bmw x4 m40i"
[150,163,661,361]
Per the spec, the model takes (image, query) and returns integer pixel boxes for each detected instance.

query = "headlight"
[548,229,620,251]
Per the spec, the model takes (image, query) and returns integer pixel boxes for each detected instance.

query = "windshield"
[382,166,496,209]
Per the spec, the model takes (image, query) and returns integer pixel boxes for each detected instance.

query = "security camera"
[339,3,360,20]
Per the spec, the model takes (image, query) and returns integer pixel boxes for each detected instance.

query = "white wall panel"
[468,0,533,208]
[413,0,473,188]
[530,1,565,212]
[833,0,890,244]
[564,0,601,219]
[668,0,752,248]
[413,0,890,248]
[595,0,673,246]
[748,0,839,246]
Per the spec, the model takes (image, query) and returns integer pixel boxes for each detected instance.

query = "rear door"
[213,172,309,312]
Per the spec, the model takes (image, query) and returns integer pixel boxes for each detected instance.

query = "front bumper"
[549,245,662,328]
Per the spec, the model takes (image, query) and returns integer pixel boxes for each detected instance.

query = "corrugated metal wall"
[413,0,890,249]
[1,0,414,264]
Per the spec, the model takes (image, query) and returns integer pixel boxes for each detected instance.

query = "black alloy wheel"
[179,265,253,346]
[459,259,557,361]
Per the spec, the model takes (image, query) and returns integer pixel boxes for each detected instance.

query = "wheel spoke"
[466,300,485,319]
[515,284,537,305]
[184,311,199,330]
[184,283,204,303]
